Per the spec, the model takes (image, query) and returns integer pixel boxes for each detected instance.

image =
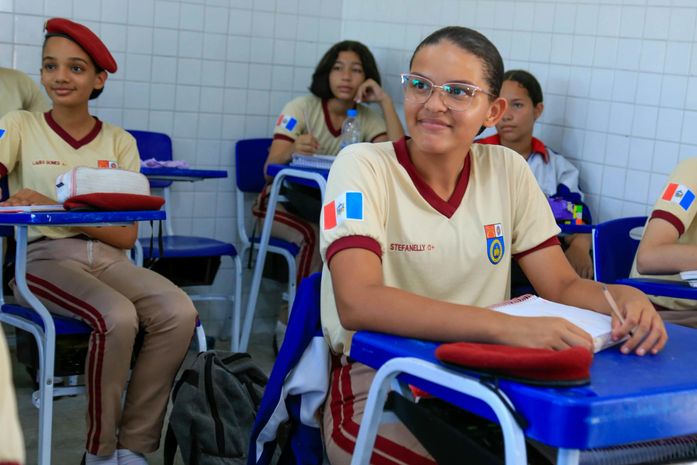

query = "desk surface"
[350,323,697,450]
[140,167,227,181]
[0,210,165,226]
[617,277,697,300]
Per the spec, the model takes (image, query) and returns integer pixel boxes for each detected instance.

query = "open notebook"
[289,153,335,170]
[490,295,620,353]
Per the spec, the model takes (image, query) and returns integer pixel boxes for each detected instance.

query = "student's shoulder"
[99,121,137,144]
[0,67,32,83]
[672,157,697,178]
[0,109,43,126]
[285,94,320,110]
[334,140,397,172]
[471,142,528,172]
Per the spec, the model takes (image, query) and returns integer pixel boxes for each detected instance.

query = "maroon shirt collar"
[477,133,549,163]
[392,136,471,219]
[45,111,102,150]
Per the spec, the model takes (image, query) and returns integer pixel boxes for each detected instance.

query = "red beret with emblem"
[44,18,117,73]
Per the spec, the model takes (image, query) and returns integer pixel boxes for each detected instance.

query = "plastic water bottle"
[339,109,361,149]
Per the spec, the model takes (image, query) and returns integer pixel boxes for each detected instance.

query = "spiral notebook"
[490,295,620,353]
[0,205,65,213]
[290,153,335,170]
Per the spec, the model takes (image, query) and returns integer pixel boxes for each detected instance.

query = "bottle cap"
[347,109,357,117]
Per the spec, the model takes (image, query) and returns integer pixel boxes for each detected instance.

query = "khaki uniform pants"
[15,237,197,456]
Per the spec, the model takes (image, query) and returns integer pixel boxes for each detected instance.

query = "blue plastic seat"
[592,216,647,283]
[235,138,300,349]
[128,129,243,351]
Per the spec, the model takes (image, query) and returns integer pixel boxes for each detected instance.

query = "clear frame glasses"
[400,73,494,111]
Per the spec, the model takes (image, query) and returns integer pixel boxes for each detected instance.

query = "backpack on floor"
[164,351,268,465]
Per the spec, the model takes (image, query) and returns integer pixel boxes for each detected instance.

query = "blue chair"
[235,138,300,345]
[249,272,327,465]
[128,129,243,350]
[592,216,646,283]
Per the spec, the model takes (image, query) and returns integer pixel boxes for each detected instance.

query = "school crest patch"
[484,223,504,265]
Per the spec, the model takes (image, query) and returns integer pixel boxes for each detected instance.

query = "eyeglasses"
[400,73,494,111]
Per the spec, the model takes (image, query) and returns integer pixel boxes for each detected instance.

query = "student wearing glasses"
[478,69,594,282]
[319,26,667,464]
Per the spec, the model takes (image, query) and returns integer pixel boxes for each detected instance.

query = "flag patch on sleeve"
[0,129,5,139]
[275,114,297,131]
[661,183,695,211]
[323,191,363,230]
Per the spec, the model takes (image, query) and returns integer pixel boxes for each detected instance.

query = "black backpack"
[164,351,268,465]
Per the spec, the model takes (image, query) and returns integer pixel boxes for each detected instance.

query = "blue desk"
[616,277,697,300]
[350,324,697,464]
[241,164,327,351]
[0,210,165,465]
[140,166,227,182]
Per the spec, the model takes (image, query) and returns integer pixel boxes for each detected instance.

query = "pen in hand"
[602,284,634,338]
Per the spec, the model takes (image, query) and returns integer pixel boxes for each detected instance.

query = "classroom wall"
[2,0,695,332]
[346,0,697,224]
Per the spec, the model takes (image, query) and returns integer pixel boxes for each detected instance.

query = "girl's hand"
[609,285,668,356]
[293,134,320,155]
[499,315,594,352]
[0,188,58,206]
[355,78,388,104]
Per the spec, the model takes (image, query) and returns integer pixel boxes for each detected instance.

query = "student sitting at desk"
[477,69,594,280]
[0,18,197,465]
[253,40,404,330]
[319,26,667,465]
[632,158,697,328]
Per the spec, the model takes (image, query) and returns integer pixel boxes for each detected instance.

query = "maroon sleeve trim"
[273,134,295,143]
[651,209,685,236]
[370,132,387,143]
[0,163,7,178]
[326,235,382,265]
[513,236,561,261]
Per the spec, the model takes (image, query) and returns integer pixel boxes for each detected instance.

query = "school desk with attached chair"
[0,210,209,465]
[349,324,697,465]
[240,163,327,352]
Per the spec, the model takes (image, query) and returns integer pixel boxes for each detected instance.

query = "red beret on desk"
[44,18,117,73]
[435,342,593,386]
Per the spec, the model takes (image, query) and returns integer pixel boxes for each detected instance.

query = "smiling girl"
[319,26,667,464]
[0,18,197,465]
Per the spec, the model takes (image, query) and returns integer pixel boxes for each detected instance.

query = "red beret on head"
[44,18,117,73]
[435,342,593,386]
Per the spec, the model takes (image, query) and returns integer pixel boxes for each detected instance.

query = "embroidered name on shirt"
[32,160,62,166]
[390,243,435,252]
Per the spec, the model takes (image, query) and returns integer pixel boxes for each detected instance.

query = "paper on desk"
[290,153,335,169]
[490,295,620,353]
[0,205,65,213]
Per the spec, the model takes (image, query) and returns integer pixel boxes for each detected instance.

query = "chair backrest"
[127,129,174,189]
[249,272,326,465]
[235,138,273,194]
[593,216,647,283]
[234,138,272,247]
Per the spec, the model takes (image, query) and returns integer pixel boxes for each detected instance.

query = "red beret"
[44,18,117,73]
[63,193,164,211]
[435,342,593,386]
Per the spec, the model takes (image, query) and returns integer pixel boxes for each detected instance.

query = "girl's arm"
[519,245,668,355]
[329,247,593,351]
[354,79,404,142]
[0,188,138,249]
[636,217,697,274]
[263,135,320,182]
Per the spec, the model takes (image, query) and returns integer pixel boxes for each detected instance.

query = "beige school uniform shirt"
[0,111,140,241]
[319,138,561,355]
[0,68,49,117]
[273,95,387,155]
[630,157,697,311]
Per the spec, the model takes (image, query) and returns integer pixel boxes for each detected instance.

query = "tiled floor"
[9,277,283,465]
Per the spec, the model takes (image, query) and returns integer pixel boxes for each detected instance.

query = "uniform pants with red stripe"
[252,187,322,284]
[323,358,436,465]
[15,237,197,456]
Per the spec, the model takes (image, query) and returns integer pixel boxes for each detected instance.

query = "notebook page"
[0,205,65,213]
[490,295,618,353]
[290,153,334,170]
